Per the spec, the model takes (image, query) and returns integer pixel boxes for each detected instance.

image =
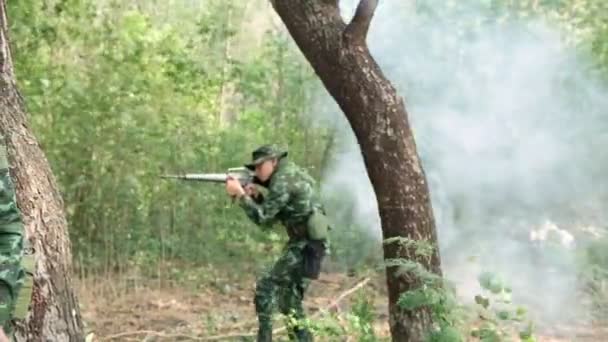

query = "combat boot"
[288,327,313,342]
[257,328,272,342]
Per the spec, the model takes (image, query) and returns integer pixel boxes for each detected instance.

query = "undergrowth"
[391,236,537,342]
[579,236,608,324]
[282,291,390,341]
[286,236,539,341]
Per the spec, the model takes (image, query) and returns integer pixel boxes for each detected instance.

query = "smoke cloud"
[315,0,608,334]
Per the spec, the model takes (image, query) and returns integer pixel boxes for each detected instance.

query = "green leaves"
[7,0,329,275]
[519,321,535,339]
[383,236,436,257]
[470,323,501,342]
[472,271,536,341]
[496,310,510,320]
[478,271,508,294]
[398,286,444,310]
[428,326,464,342]
[474,295,490,309]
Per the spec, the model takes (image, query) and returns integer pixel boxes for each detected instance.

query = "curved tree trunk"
[269,1,442,340]
[0,1,84,340]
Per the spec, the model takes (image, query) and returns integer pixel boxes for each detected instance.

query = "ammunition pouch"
[302,240,326,279]
[305,208,330,241]
[13,251,34,320]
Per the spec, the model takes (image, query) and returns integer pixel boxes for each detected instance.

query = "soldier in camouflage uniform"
[225,144,328,342]
[0,135,28,340]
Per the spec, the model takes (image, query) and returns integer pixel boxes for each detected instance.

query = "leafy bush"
[579,237,608,323]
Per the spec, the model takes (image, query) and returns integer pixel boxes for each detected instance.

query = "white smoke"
[313,0,608,334]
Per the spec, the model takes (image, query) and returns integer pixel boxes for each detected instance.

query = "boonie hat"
[244,144,288,170]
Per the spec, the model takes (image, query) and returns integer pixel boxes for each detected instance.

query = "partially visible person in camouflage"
[0,134,28,341]
[225,144,329,342]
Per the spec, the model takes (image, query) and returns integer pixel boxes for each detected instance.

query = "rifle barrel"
[161,173,228,182]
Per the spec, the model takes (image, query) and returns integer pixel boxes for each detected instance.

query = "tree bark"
[0,1,84,341]
[269,1,442,340]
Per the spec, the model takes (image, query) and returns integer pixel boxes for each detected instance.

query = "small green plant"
[471,271,536,342]
[382,237,467,341]
[384,237,538,342]
[578,237,608,324]
[398,281,467,342]
[283,311,344,339]
[278,290,386,340]
[347,293,379,341]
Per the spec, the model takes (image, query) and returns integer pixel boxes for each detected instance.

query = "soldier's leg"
[254,272,275,342]
[255,244,308,341]
[278,278,312,342]
[274,245,312,342]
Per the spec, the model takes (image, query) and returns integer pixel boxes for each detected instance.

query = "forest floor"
[77,268,607,341]
[78,270,390,341]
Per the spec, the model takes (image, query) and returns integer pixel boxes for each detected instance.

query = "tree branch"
[326,277,370,311]
[101,330,202,341]
[344,0,379,45]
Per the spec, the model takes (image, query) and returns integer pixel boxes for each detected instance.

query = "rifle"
[160,167,256,186]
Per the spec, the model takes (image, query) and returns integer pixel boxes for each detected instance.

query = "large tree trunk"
[0,1,84,340]
[269,1,442,340]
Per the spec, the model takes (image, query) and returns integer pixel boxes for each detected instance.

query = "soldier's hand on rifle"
[244,184,258,197]
[225,177,245,198]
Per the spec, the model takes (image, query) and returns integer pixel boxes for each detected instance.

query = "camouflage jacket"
[238,159,320,237]
[0,140,23,234]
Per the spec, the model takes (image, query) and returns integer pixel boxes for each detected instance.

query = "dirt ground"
[78,271,390,341]
[77,271,607,341]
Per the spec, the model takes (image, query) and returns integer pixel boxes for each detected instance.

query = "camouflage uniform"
[238,145,327,342]
[0,135,27,337]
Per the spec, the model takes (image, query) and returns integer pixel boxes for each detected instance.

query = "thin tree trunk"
[269,1,442,340]
[0,1,84,340]
[273,33,286,131]
[319,127,337,182]
[217,1,234,125]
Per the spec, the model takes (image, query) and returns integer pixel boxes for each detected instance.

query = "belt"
[286,224,308,241]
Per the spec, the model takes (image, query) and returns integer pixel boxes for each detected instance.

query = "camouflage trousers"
[255,241,313,342]
[0,232,26,336]
[0,139,28,337]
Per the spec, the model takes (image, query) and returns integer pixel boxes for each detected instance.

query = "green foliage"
[6,3,608,339]
[350,293,377,337]
[578,237,608,323]
[6,0,331,276]
[282,292,387,341]
[326,225,382,274]
[384,236,436,258]
[472,271,536,342]
[319,171,384,274]
[6,0,608,276]
[380,237,467,341]
[478,271,510,295]
[427,326,464,342]
[505,0,608,77]
[384,235,536,342]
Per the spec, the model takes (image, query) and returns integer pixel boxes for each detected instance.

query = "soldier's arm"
[251,192,264,204]
[0,138,25,334]
[0,143,23,234]
[238,179,289,227]
[244,184,264,203]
